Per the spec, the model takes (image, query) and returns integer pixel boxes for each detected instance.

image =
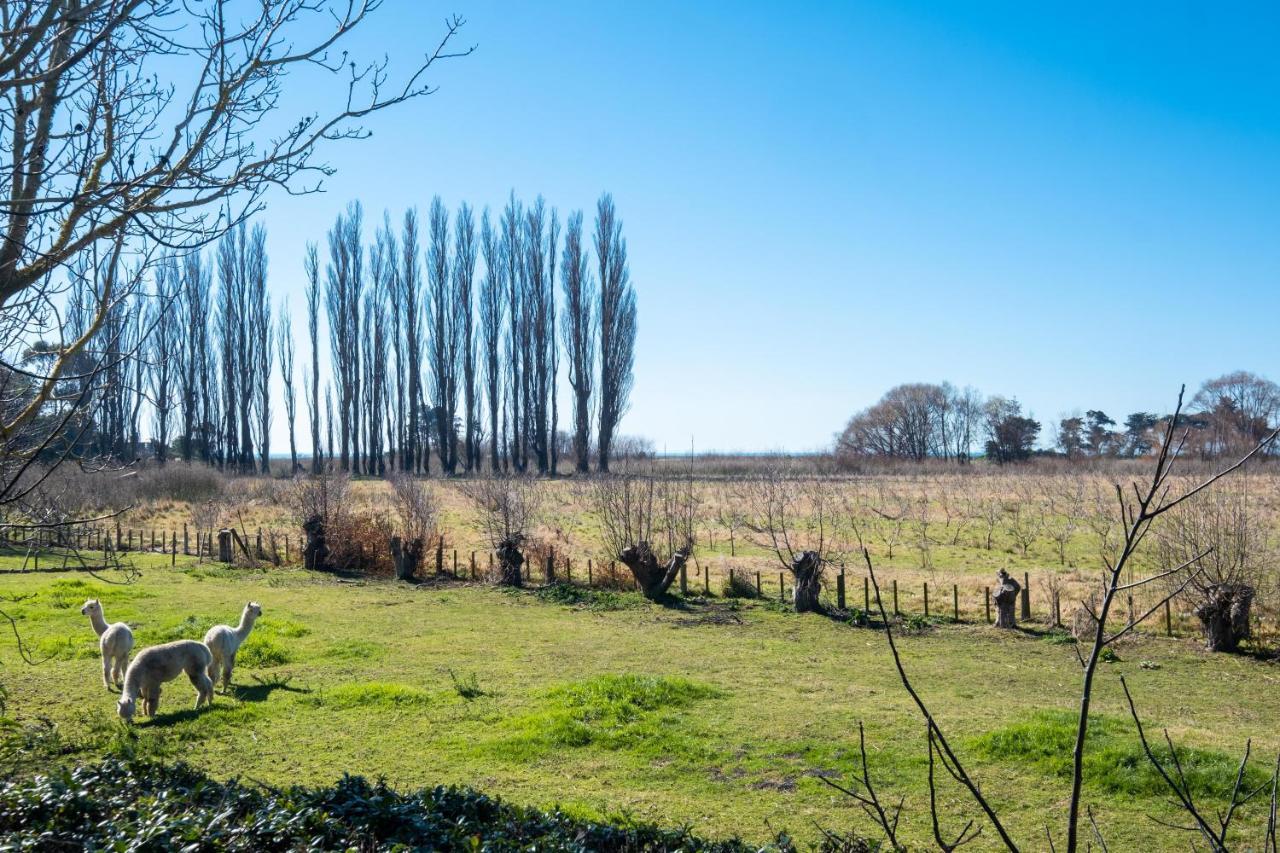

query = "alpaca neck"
[234,611,258,642]
[87,610,108,637]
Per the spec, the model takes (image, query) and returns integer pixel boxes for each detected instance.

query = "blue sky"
[258,1,1280,453]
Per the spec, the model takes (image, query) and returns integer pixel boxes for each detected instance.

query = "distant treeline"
[33,193,638,477]
[834,371,1279,465]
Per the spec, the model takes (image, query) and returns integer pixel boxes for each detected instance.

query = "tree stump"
[1194,583,1254,653]
[496,536,525,587]
[790,550,824,614]
[993,569,1021,629]
[390,536,423,582]
[619,541,688,601]
[302,515,328,571]
[217,529,233,564]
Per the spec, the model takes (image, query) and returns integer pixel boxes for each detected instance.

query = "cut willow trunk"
[302,515,328,571]
[1194,582,1253,652]
[496,537,525,587]
[993,569,1020,629]
[619,542,688,601]
[790,550,824,613]
[390,536,424,582]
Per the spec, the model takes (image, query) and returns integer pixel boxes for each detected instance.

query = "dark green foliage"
[0,759,810,851]
[534,582,637,612]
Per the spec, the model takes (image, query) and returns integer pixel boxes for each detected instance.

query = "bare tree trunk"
[994,568,1021,629]
[791,550,824,613]
[496,537,525,587]
[1194,583,1253,652]
[619,543,687,601]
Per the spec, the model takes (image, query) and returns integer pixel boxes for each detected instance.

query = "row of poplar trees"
[81,192,638,476]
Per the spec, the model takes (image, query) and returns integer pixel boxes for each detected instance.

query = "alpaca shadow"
[142,705,213,727]
[230,674,310,703]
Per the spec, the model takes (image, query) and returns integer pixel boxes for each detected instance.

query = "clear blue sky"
[258,1,1280,454]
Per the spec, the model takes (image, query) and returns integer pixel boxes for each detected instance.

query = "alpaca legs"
[221,653,235,690]
[112,654,127,687]
[188,668,215,708]
[143,686,160,716]
[101,655,113,690]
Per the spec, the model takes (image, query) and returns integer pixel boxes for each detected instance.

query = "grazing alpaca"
[117,640,214,722]
[203,602,262,691]
[80,599,133,690]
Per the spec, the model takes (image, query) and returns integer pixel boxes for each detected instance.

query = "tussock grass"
[971,709,1266,798]
[308,682,433,709]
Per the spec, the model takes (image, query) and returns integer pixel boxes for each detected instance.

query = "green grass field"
[2,553,1278,850]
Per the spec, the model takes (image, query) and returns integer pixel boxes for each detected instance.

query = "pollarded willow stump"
[390,536,424,582]
[619,541,688,601]
[993,569,1021,629]
[302,515,328,571]
[790,550,824,614]
[1194,583,1254,653]
[495,537,525,587]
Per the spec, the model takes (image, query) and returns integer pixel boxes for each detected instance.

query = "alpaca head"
[117,695,136,722]
[80,599,102,618]
[245,602,262,620]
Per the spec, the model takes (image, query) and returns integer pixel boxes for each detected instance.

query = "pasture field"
[2,542,1280,850]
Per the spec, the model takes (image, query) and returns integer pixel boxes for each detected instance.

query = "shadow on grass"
[230,674,310,703]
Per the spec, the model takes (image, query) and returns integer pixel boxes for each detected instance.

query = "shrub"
[721,569,759,599]
[0,759,812,851]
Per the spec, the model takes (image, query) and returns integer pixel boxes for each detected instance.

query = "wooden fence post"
[1021,571,1031,621]
[1165,599,1173,636]
[703,563,709,595]
[779,572,785,601]
[471,551,477,580]
[436,540,444,575]
[755,571,762,597]
[679,561,687,595]
[545,548,555,584]
[892,579,899,616]
[985,587,991,623]
[183,523,189,555]
[588,558,593,586]
[924,582,930,618]
[217,529,232,563]
[453,549,459,578]
[837,571,846,610]
[953,584,959,622]
[864,577,870,614]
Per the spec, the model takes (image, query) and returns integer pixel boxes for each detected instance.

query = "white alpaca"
[203,601,262,691]
[117,640,214,722]
[80,598,133,690]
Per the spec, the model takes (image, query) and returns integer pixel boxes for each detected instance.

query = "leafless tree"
[1157,476,1273,652]
[178,251,212,463]
[427,196,458,474]
[389,474,438,579]
[248,227,272,475]
[456,203,480,473]
[480,210,506,472]
[304,244,322,474]
[400,208,426,474]
[592,472,695,600]
[460,475,542,586]
[595,193,636,473]
[277,308,298,474]
[144,257,180,463]
[502,194,526,472]
[326,203,364,473]
[744,468,843,613]
[561,210,597,473]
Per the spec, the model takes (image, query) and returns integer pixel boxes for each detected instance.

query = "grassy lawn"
[2,554,1278,850]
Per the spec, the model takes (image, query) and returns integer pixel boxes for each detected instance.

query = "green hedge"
[0,759,860,851]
